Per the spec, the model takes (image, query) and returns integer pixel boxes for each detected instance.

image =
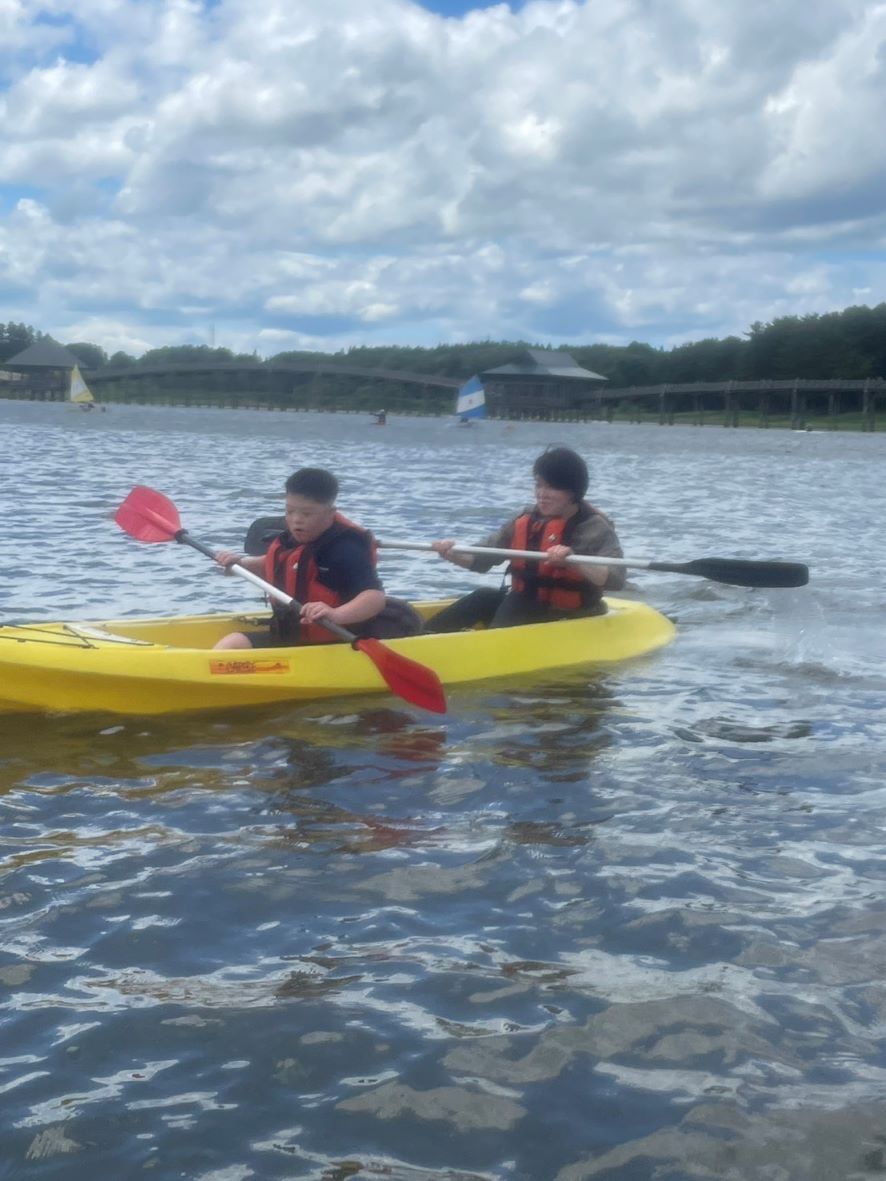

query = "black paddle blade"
[653,558,809,588]
[354,638,447,714]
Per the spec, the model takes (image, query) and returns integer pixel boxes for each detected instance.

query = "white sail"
[69,365,95,405]
[455,375,485,420]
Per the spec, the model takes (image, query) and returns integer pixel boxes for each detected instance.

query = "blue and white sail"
[455,375,486,420]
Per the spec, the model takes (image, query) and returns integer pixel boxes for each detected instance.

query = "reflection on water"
[1,401,885,1179]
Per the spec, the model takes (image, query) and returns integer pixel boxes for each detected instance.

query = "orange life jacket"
[509,506,595,611]
[264,513,377,644]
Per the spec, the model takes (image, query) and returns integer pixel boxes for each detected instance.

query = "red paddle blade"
[354,638,447,714]
[115,485,181,543]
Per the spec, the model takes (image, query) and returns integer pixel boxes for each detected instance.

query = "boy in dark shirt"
[214,468,414,650]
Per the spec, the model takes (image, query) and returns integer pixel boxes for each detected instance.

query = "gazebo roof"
[6,340,83,369]
[482,348,606,382]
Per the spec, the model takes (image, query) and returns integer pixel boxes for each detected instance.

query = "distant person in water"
[213,467,419,649]
[425,446,625,631]
[374,408,387,425]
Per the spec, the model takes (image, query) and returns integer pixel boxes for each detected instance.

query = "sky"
[2,0,886,360]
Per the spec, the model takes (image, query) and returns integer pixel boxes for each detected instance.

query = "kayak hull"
[0,598,675,716]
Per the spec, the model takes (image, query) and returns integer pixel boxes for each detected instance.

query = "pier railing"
[595,377,883,430]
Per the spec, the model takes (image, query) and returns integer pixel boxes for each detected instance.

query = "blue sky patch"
[0,184,45,213]
[416,0,522,15]
[32,12,98,66]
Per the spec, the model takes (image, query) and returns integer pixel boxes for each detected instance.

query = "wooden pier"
[0,365,881,429]
[599,377,883,430]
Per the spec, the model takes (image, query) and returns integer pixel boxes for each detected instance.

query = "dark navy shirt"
[309,532,383,602]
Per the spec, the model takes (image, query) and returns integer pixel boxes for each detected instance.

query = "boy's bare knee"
[213,632,253,650]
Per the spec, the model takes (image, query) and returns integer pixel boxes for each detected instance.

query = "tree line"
[3,302,886,389]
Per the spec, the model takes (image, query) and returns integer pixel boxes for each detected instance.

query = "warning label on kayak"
[209,658,290,676]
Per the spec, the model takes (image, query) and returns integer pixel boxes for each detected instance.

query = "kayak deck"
[0,598,675,716]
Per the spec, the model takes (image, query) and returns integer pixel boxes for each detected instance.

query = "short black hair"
[285,468,339,503]
[532,447,589,503]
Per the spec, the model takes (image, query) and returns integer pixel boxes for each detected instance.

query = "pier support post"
[724,383,738,427]
[862,381,875,431]
[790,382,806,431]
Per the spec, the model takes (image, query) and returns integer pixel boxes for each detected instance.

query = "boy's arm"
[215,551,265,576]
[572,515,626,590]
[300,535,385,626]
[302,589,386,628]
[437,514,520,573]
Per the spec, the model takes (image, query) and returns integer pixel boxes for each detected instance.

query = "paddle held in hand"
[115,486,447,714]
[381,541,809,589]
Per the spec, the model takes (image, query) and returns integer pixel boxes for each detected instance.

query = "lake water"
[1,400,885,1180]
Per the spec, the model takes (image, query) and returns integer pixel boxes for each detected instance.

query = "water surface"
[1,401,884,1180]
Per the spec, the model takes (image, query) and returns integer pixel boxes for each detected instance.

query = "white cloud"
[760,4,886,201]
[1,0,886,356]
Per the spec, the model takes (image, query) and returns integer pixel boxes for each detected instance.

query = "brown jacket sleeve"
[570,511,626,591]
[467,513,524,573]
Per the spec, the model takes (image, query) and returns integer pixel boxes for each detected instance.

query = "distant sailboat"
[68,365,95,409]
[455,375,485,424]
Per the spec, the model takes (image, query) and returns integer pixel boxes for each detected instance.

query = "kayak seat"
[244,515,286,555]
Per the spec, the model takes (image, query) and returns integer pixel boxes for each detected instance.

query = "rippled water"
[1,400,885,1180]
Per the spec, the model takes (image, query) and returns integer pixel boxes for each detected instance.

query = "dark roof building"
[480,348,606,418]
[7,340,82,369]
[5,340,83,400]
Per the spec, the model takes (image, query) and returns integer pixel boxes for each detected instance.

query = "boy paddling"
[214,468,418,650]
[426,446,625,631]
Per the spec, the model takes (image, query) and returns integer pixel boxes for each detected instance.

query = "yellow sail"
[69,365,94,404]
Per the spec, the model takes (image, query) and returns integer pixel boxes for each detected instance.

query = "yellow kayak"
[0,598,675,716]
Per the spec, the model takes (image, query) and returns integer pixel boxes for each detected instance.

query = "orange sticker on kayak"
[209,658,290,676]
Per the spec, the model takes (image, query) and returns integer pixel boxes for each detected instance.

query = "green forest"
[2,303,885,422]
[3,302,886,383]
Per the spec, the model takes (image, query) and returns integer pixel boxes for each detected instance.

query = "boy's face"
[534,478,575,518]
[284,494,335,544]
